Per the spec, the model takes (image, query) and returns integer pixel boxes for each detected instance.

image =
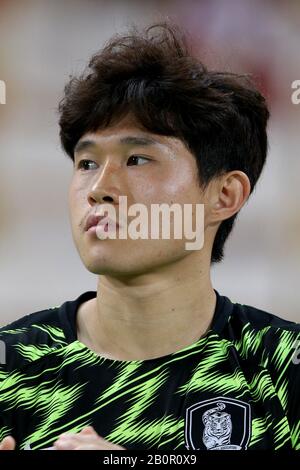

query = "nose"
[87,161,122,207]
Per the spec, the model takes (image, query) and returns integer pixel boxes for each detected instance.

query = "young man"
[0,22,299,451]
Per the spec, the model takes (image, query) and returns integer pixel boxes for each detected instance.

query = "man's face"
[68,114,208,277]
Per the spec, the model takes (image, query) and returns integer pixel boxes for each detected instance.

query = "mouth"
[85,214,120,233]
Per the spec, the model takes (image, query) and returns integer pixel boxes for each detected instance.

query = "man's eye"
[127,155,150,166]
[77,159,98,171]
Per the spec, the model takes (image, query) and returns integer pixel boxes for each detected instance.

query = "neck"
[77,254,216,361]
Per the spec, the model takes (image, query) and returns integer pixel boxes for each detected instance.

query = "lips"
[84,213,119,232]
[85,214,106,232]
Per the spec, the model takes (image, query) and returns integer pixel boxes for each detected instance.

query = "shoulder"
[0,304,68,376]
[222,297,300,384]
[226,299,300,449]
[232,300,299,331]
[218,295,300,375]
[0,291,97,377]
[223,298,300,341]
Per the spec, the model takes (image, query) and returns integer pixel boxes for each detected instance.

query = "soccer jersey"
[0,289,299,451]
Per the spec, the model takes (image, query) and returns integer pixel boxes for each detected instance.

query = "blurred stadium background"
[0,0,299,324]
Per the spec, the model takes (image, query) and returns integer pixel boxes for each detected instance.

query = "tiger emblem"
[202,402,232,450]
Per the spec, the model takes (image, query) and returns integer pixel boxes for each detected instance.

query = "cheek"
[129,164,199,205]
[68,182,87,227]
[153,166,200,204]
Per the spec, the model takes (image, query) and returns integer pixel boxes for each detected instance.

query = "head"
[58,21,269,277]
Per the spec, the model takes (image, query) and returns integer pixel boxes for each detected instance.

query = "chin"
[77,240,188,276]
[82,256,160,277]
[81,257,116,275]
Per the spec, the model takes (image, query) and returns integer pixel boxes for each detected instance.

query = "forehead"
[74,114,189,155]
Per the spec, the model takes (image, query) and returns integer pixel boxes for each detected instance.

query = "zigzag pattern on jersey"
[0,317,299,450]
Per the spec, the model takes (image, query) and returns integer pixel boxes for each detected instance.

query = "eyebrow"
[74,135,159,154]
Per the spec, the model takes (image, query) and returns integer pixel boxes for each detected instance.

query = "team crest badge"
[185,396,251,450]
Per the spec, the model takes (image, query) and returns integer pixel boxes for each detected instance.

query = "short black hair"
[58,21,270,263]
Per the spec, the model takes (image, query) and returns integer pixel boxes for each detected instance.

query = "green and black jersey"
[0,290,299,451]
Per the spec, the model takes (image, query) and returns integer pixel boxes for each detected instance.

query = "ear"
[205,171,251,226]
